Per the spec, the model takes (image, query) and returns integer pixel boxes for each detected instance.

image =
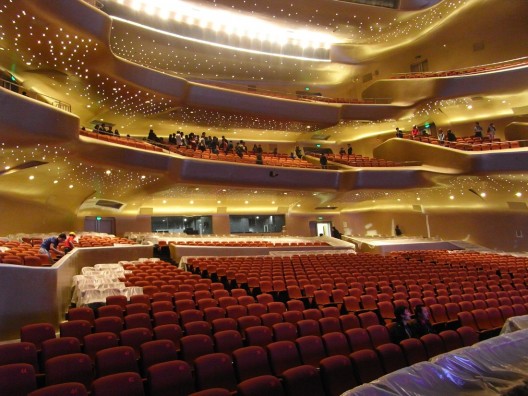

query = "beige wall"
[0,195,76,235]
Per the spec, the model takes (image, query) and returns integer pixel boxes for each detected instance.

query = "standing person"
[487,123,496,141]
[412,305,436,337]
[447,129,457,142]
[395,225,402,236]
[347,143,353,155]
[39,233,66,261]
[295,146,303,159]
[63,232,76,253]
[411,125,419,138]
[255,152,263,165]
[339,147,346,157]
[389,306,415,344]
[437,128,445,145]
[319,153,328,169]
[474,122,483,139]
[331,226,342,239]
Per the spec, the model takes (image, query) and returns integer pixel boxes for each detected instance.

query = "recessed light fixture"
[480,192,486,198]
[515,192,522,197]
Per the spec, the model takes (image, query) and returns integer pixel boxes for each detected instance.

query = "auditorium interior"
[1,0,528,395]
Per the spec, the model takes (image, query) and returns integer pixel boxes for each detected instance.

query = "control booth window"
[230,215,285,234]
[151,216,212,235]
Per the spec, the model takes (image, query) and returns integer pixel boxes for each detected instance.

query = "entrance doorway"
[312,221,332,237]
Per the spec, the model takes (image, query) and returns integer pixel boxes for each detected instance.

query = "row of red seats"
[6,317,480,396]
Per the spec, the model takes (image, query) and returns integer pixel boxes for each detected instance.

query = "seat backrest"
[345,328,373,352]
[41,337,82,363]
[20,323,56,350]
[179,334,215,364]
[27,382,88,396]
[319,355,358,396]
[0,342,38,371]
[0,363,37,395]
[91,372,144,396]
[281,365,326,396]
[266,340,302,376]
[45,353,93,388]
[376,343,407,374]
[349,349,385,384]
[366,324,391,348]
[322,332,351,356]
[420,333,446,359]
[438,330,463,352]
[95,346,139,377]
[399,338,427,365]
[194,353,238,392]
[233,346,272,381]
[213,330,244,355]
[146,360,195,396]
[237,374,285,396]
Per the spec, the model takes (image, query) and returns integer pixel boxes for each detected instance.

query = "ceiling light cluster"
[106,0,335,60]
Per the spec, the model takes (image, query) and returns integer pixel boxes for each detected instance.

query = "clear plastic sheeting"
[343,329,528,396]
[501,315,528,334]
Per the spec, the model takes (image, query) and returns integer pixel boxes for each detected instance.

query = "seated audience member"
[256,152,263,165]
[412,305,436,337]
[290,152,295,159]
[339,147,346,157]
[389,306,415,344]
[347,143,353,155]
[39,233,67,260]
[395,225,402,236]
[395,127,404,138]
[447,129,457,142]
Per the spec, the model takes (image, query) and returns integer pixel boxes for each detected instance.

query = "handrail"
[392,56,528,79]
[0,79,72,112]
